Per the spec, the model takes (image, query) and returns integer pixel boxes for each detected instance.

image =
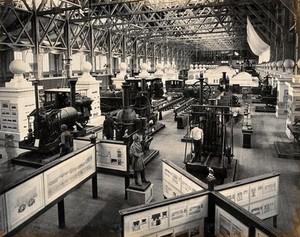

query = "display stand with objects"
[242,104,253,148]
[242,127,253,148]
[275,76,292,118]
[176,114,189,129]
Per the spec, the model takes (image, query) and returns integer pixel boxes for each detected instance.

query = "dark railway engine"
[19,90,93,154]
[114,81,158,142]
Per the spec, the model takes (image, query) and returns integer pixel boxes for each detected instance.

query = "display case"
[242,104,253,148]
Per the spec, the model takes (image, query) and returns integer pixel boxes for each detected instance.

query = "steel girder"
[76,0,284,49]
[0,0,297,61]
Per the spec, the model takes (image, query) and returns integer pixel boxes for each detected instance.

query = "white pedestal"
[276,106,287,119]
[0,87,36,146]
[77,76,102,126]
[127,183,153,206]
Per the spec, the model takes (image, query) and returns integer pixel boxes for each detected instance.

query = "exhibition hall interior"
[0,0,300,236]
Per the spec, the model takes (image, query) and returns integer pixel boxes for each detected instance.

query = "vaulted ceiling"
[0,0,298,61]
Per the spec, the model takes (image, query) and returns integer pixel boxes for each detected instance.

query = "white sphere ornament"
[283,59,295,69]
[141,63,149,70]
[82,61,92,73]
[276,60,283,68]
[9,59,27,74]
[119,62,127,71]
[271,61,276,69]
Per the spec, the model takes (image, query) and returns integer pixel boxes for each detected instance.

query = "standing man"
[103,113,115,140]
[59,124,72,157]
[190,123,204,162]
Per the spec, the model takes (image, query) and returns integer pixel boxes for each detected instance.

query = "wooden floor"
[2,95,300,237]
[234,99,300,237]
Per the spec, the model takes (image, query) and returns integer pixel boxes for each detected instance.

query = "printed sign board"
[162,161,204,198]
[219,176,279,220]
[122,194,208,237]
[215,206,249,237]
[96,142,127,171]
[44,146,96,205]
[5,175,45,231]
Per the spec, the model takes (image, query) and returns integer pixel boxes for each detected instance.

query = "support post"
[90,134,98,199]
[273,215,277,228]
[57,199,65,228]
[92,174,98,199]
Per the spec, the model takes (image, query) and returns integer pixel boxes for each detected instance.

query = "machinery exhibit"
[0,0,299,236]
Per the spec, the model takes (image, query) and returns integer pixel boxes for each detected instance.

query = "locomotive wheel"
[192,80,211,103]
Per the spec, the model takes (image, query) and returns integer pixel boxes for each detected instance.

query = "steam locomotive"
[19,88,93,154]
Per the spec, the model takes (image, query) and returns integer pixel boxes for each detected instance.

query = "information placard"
[162,163,182,192]
[44,146,96,205]
[163,182,181,199]
[162,161,204,198]
[124,206,169,237]
[173,220,204,237]
[220,184,249,206]
[5,174,45,231]
[181,176,204,194]
[96,142,127,171]
[219,176,279,220]
[215,206,249,237]
[123,194,208,237]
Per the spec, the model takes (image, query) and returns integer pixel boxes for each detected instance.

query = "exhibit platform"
[255,106,276,113]
[144,149,159,165]
[11,151,61,168]
[146,122,166,137]
[127,183,153,205]
[274,141,300,159]
[185,154,237,185]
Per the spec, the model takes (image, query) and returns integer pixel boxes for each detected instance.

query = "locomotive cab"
[43,88,93,125]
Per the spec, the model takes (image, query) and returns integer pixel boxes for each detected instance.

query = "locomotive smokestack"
[141,78,146,92]
[69,78,77,107]
[222,72,226,81]
[122,82,131,108]
[199,73,204,106]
